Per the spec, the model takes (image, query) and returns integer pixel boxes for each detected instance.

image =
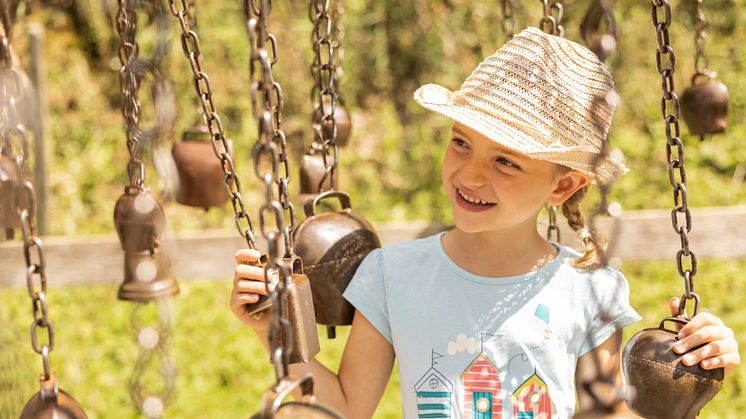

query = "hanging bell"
[273,265,321,364]
[623,297,724,419]
[312,97,352,148]
[114,187,179,302]
[299,148,336,195]
[292,191,381,338]
[171,125,233,209]
[0,153,20,230]
[680,74,729,138]
[20,374,88,419]
[251,375,343,419]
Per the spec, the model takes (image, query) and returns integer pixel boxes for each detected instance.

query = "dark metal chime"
[622,2,724,418]
[679,0,728,141]
[294,0,381,340]
[0,1,87,416]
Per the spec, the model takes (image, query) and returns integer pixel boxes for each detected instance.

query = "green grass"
[1,258,744,418]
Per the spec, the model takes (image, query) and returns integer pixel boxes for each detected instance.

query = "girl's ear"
[547,171,590,206]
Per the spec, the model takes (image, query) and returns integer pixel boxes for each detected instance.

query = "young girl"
[231,27,739,418]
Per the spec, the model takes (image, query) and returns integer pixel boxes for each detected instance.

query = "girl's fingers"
[231,292,260,305]
[699,353,741,373]
[676,336,738,365]
[677,312,727,340]
[232,279,274,295]
[235,248,262,264]
[673,324,732,354]
[233,264,266,283]
[668,297,683,331]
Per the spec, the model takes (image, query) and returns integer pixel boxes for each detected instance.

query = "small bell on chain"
[171,124,233,210]
[623,294,724,419]
[680,73,729,140]
[20,374,88,419]
[272,261,320,364]
[251,375,343,419]
[293,191,380,339]
[299,147,336,196]
[312,96,352,148]
[114,187,179,302]
[0,153,20,230]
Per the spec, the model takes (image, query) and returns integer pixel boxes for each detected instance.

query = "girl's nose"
[458,161,487,188]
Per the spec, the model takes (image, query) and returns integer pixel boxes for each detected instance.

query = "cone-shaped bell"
[172,125,232,209]
[681,76,729,137]
[20,375,88,419]
[1,154,20,229]
[299,150,336,195]
[623,317,724,419]
[118,250,179,302]
[312,98,352,147]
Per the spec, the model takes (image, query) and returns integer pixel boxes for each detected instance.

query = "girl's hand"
[230,248,276,331]
[669,297,740,375]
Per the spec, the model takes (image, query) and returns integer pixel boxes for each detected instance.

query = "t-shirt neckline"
[434,231,566,285]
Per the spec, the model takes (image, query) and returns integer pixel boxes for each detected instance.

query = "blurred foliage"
[0,259,744,417]
[0,0,743,238]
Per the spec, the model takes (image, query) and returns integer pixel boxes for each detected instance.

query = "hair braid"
[561,185,606,270]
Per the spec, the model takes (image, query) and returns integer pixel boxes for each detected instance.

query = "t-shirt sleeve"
[578,269,642,356]
[342,248,392,343]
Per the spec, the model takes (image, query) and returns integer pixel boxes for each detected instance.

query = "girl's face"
[442,123,588,234]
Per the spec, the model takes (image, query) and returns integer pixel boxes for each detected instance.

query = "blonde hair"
[559,186,607,271]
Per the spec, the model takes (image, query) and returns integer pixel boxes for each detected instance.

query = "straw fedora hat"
[414,26,627,184]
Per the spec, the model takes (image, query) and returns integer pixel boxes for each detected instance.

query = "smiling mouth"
[456,188,497,206]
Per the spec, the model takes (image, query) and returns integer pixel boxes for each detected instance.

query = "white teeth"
[458,189,492,205]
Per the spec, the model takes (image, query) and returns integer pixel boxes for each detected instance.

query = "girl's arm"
[231,248,395,419]
[574,330,629,411]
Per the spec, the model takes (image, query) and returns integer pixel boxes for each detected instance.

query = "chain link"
[243,0,295,381]
[0,0,56,382]
[129,301,177,419]
[501,0,516,42]
[310,0,340,192]
[693,0,710,77]
[168,0,259,248]
[546,205,560,243]
[539,0,564,37]
[651,0,697,301]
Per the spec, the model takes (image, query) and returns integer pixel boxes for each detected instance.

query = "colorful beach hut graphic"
[461,353,503,419]
[510,373,552,419]
[415,350,453,418]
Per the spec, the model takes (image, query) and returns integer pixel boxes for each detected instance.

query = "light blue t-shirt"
[343,233,641,419]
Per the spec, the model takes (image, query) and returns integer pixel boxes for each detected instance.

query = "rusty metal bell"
[312,98,352,148]
[299,149,335,195]
[114,187,178,302]
[20,374,88,419]
[623,310,724,419]
[680,74,729,137]
[251,375,343,419]
[292,191,380,338]
[0,153,20,229]
[274,269,321,364]
[171,125,233,209]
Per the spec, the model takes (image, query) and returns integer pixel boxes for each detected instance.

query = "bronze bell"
[299,149,336,195]
[623,312,724,419]
[20,374,88,419]
[680,74,729,138]
[251,375,343,419]
[0,153,20,229]
[114,187,179,302]
[172,125,233,209]
[273,269,321,364]
[312,98,352,147]
[292,191,380,338]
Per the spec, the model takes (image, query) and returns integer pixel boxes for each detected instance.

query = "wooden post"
[28,24,48,235]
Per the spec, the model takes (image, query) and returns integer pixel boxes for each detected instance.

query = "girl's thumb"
[668,296,681,317]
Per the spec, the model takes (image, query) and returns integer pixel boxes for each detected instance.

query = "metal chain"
[580,0,619,63]
[693,0,710,77]
[651,0,697,306]
[128,301,177,419]
[0,0,54,384]
[546,205,560,243]
[310,0,340,192]
[500,0,516,42]
[168,0,259,249]
[243,0,294,381]
[539,0,565,37]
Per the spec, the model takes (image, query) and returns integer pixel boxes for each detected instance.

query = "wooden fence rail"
[1,206,745,288]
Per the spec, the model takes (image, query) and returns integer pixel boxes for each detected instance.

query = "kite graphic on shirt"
[414,350,454,418]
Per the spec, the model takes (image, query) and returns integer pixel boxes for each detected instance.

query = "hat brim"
[414,83,627,185]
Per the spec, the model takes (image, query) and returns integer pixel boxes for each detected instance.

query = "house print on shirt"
[415,350,453,418]
[510,373,552,419]
[461,352,504,419]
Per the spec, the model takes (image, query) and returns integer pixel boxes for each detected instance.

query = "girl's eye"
[451,138,469,150]
[496,157,521,170]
